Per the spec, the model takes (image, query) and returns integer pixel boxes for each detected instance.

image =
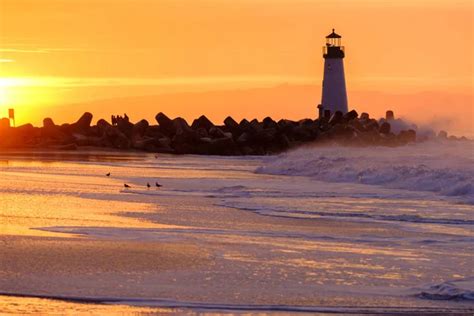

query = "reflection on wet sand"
[0,150,147,163]
[0,295,178,315]
[0,151,473,314]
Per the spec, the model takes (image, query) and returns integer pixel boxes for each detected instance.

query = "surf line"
[0,292,472,314]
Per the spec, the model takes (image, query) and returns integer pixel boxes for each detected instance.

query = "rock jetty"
[0,110,462,155]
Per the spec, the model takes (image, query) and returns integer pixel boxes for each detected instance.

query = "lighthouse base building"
[318,29,348,118]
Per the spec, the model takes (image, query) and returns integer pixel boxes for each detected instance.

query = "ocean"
[0,140,473,315]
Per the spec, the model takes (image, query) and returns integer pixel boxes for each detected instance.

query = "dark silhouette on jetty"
[0,110,464,155]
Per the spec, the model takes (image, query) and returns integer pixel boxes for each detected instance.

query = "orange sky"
[0,0,472,134]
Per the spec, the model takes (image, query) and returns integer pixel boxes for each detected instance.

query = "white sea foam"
[256,140,474,204]
[416,277,474,301]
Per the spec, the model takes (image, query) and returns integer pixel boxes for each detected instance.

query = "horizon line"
[0,75,472,89]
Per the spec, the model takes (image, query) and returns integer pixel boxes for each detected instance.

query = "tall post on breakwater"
[8,108,15,127]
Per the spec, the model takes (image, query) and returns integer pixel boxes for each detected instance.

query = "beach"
[0,142,473,314]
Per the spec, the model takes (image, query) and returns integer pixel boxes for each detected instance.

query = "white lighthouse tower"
[319,29,348,118]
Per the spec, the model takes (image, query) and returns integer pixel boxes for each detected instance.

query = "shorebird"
[106,173,111,177]
[155,182,162,188]
[124,183,131,188]
[147,183,151,189]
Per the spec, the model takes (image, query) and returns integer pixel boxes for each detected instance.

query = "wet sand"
[0,236,208,297]
[0,151,473,314]
[1,231,472,314]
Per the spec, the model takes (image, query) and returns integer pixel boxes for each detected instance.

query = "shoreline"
[1,293,472,315]
[1,147,472,314]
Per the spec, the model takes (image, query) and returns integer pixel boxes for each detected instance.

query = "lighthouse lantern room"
[319,28,348,118]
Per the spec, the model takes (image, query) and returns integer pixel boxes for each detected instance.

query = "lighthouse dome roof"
[326,29,341,38]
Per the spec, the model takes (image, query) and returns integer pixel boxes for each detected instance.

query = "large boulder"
[359,112,370,123]
[328,111,343,125]
[222,116,241,139]
[42,118,56,132]
[157,136,172,148]
[58,123,72,134]
[343,110,358,122]
[173,117,191,131]
[0,118,10,130]
[238,119,261,138]
[208,126,226,139]
[250,119,263,132]
[132,119,149,138]
[154,136,174,153]
[386,110,395,120]
[96,119,112,135]
[364,119,379,132]
[298,118,314,127]
[195,127,209,138]
[114,132,131,149]
[191,115,214,131]
[41,117,70,142]
[263,117,278,129]
[254,127,277,143]
[357,129,380,145]
[239,119,251,131]
[155,112,174,135]
[73,112,93,134]
[379,122,391,134]
[216,137,239,155]
[224,116,239,130]
[277,119,296,134]
[239,119,260,136]
[13,124,36,146]
[130,119,152,150]
[276,133,291,150]
[236,132,250,144]
[43,118,55,129]
[103,125,130,149]
[117,119,134,138]
[88,126,101,137]
[328,124,356,140]
[72,133,102,147]
[15,123,35,134]
[398,129,416,143]
[171,117,198,147]
[144,125,165,138]
[349,118,365,132]
[132,137,156,151]
[292,125,316,142]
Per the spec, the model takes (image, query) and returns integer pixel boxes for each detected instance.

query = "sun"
[0,78,28,118]
[0,81,12,117]
[0,77,25,103]
[0,77,60,124]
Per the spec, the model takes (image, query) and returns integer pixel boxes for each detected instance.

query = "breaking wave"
[256,141,474,204]
[415,278,474,301]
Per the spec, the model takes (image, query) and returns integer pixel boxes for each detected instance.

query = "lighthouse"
[319,29,348,118]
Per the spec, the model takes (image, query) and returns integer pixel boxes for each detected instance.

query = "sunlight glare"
[0,77,59,123]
